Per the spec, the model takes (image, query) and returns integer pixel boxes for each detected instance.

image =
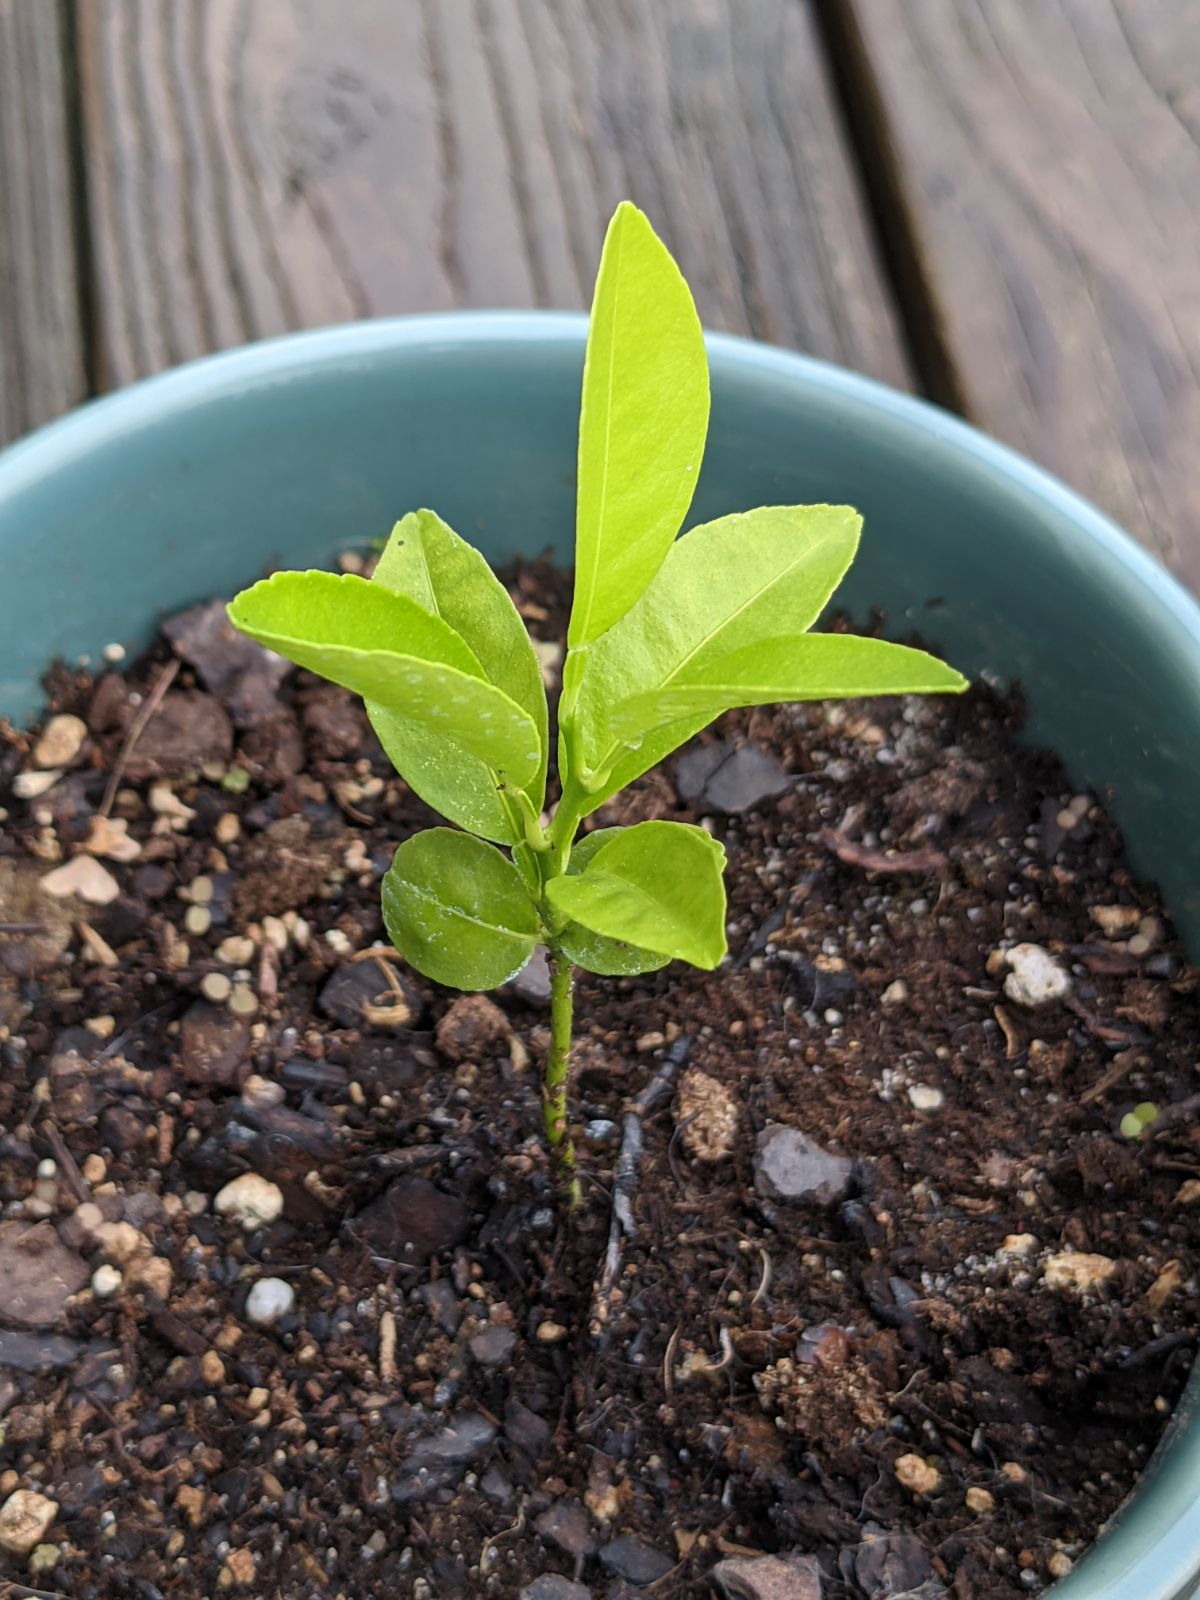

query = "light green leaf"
[546,821,726,971]
[609,634,968,741]
[573,504,864,799]
[569,201,710,649]
[556,830,670,977]
[371,510,549,835]
[382,828,541,990]
[228,571,542,798]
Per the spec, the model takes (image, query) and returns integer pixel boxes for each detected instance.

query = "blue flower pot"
[1,314,1197,1598]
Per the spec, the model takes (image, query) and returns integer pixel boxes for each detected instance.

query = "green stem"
[543,951,581,1208]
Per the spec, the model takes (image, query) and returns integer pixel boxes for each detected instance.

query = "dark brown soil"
[0,559,1197,1600]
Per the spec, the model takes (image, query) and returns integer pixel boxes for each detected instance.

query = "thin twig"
[818,825,945,876]
[0,922,45,935]
[590,1035,691,1343]
[41,1122,89,1206]
[97,657,180,819]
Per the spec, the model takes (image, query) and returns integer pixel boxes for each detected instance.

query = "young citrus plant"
[228,202,966,1204]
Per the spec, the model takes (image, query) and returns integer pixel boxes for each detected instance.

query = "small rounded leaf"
[383,828,541,991]
[546,820,727,971]
[557,830,670,977]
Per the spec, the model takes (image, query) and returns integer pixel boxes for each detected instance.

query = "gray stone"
[712,1554,823,1600]
[676,740,790,814]
[469,1326,517,1368]
[598,1533,673,1584]
[480,1465,514,1504]
[391,1409,497,1503]
[509,945,552,1005]
[754,1124,853,1207]
[0,1221,89,1329]
[163,598,290,727]
[534,1498,596,1559]
[841,1526,934,1598]
[418,1278,462,1334]
[351,1177,469,1264]
[504,1398,551,1453]
[0,1330,82,1371]
[319,962,423,1030]
[521,1578,592,1600]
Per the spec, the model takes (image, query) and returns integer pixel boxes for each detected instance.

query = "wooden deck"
[2,1,1198,589]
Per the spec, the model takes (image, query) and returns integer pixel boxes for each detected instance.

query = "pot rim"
[2,309,1199,660]
[1,310,1198,1600]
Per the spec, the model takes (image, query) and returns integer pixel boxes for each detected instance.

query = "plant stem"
[543,952,581,1208]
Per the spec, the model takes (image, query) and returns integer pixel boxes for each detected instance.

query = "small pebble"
[228,984,259,1018]
[185,904,212,937]
[245,1277,296,1327]
[103,641,126,662]
[13,769,63,800]
[217,935,256,965]
[999,1233,1038,1258]
[535,1321,568,1345]
[218,1547,256,1589]
[1000,943,1072,1008]
[1043,1251,1117,1296]
[907,1084,944,1112]
[189,875,214,905]
[215,813,241,845]
[881,978,909,1006]
[214,1174,283,1231]
[94,1221,144,1263]
[242,1074,285,1109]
[262,916,289,951]
[1047,1553,1073,1580]
[894,1453,941,1496]
[1090,904,1140,937]
[966,1486,995,1515]
[0,1491,58,1556]
[40,855,120,906]
[81,1154,106,1186]
[200,1350,225,1386]
[201,972,233,1003]
[33,714,87,769]
[91,1264,123,1299]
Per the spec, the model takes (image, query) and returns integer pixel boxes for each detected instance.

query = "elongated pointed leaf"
[556,830,670,977]
[609,634,968,740]
[576,505,863,774]
[569,202,710,648]
[228,571,541,795]
[382,828,541,990]
[546,821,726,971]
[372,510,549,832]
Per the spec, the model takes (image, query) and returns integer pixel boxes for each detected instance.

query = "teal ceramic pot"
[1,315,1197,1598]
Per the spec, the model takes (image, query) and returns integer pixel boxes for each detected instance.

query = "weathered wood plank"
[76,0,909,390]
[0,0,87,444]
[832,0,1200,587]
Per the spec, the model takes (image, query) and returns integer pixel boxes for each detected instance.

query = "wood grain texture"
[76,0,909,390]
[0,0,87,444]
[833,0,1200,586]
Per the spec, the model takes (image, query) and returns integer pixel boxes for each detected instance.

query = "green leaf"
[382,827,541,990]
[573,504,864,799]
[371,510,549,835]
[546,821,727,971]
[569,201,710,649]
[608,633,968,741]
[556,830,670,977]
[228,571,542,799]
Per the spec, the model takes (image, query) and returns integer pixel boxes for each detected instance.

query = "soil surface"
[0,558,1197,1600]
